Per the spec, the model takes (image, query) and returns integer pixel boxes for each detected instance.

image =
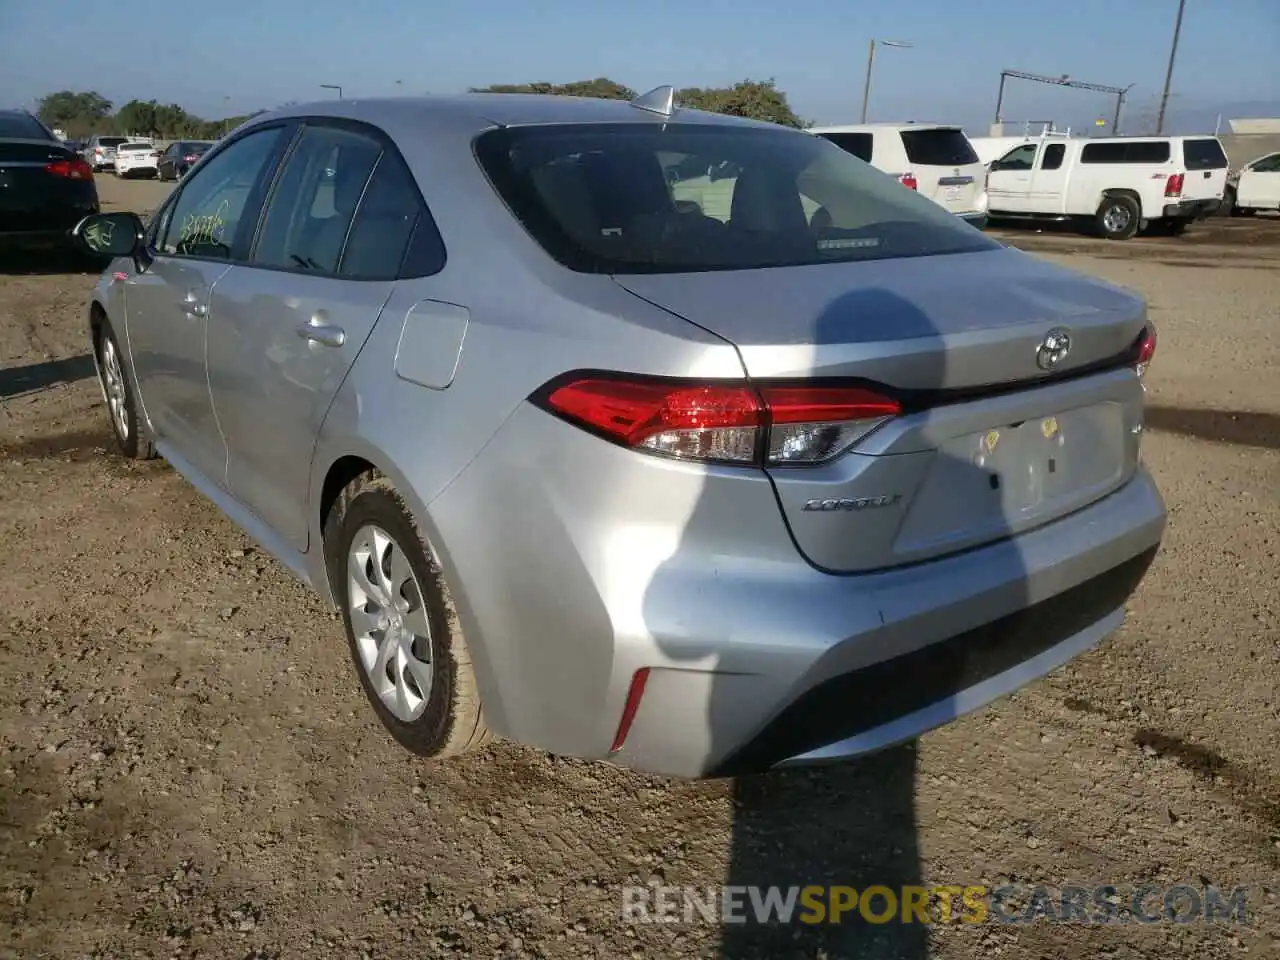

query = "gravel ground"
[1,175,1277,960]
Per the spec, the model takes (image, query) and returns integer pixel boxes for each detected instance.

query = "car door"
[1238,153,1280,209]
[1026,141,1070,212]
[205,120,441,549]
[120,124,291,485]
[985,143,1037,212]
[158,144,176,179]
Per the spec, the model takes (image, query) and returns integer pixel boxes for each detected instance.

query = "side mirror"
[987,160,1002,172]
[71,212,146,259]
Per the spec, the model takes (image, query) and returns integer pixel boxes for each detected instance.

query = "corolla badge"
[1036,327,1072,372]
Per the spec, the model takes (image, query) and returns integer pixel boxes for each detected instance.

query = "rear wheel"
[325,472,491,759]
[1095,195,1141,240]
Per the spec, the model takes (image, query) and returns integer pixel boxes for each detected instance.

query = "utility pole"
[1155,0,1186,135]
[861,39,912,124]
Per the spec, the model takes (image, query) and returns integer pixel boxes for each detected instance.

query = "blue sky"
[2,0,1276,132]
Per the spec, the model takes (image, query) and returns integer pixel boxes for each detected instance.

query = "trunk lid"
[898,127,986,216]
[1178,137,1229,203]
[0,140,93,223]
[614,247,1149,572]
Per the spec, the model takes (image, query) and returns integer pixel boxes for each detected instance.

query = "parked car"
[1222,151,1280,216]
[158,140,214,181]
[84,134,128,172]
[808,122,989,228]
[112,140,160,178]
[0,109,100,256]
[72,90,1164,778]
[985,134,1229,239]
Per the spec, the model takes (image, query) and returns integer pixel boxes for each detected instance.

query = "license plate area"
[893,403,1129,554]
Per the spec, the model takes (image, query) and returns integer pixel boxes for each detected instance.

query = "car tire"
[1095,195,1141,240]
[95,317,156,460]
[324,472,492,760]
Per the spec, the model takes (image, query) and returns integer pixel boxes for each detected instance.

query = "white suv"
[809,123,989,227]
[113,141,160,179]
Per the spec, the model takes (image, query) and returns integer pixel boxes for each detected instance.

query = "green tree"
[115,99,160,137]
[36,90,113,136]
[676,79,802,127]
[470,77,636,100]
[470,76,801,126]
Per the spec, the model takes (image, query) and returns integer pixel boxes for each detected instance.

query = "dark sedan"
[0,110,100,255]
[157,140,214,181]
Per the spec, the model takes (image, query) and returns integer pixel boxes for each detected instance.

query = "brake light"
[1164,173,1184,198]
[899,173,918,191]
[1132,326,1157,378]
[45,158,94,180]
[538,376,902,466]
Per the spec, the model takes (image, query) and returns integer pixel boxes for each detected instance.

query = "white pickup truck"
[985,134,1229,239]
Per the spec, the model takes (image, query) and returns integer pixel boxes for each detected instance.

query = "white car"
[113,141,160,179]
[809,123,989,227]
[1225,151,1280,216]
[985,135,1228,239]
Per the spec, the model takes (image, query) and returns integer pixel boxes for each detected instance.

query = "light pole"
[1155,0,1186,135]
[320,84,343,99]
[861,39,912,123]
[222,96,231,137]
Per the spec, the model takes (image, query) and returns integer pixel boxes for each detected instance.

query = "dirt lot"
[1,175,1278,960]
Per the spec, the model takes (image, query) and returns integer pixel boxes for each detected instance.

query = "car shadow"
[0,354,96,399]
[641,286,1031,956]
[0,249,108,277]
[1144,405,1280,451]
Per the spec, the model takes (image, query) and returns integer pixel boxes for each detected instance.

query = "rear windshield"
[1182,138,1228,170]
[0,114,53,140]
[474,123,997,274]
[817,131,873,162]
[899,128,979,166]
[99,137,127,147]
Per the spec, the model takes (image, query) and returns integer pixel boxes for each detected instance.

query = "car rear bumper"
[1162,198,1220,219]
[425,401,1166,778]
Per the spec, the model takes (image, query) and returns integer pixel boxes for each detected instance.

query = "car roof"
[809,123,960,133]
[252,93,785,136]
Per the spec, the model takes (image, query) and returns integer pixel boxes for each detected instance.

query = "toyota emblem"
[1036,328,1072,371]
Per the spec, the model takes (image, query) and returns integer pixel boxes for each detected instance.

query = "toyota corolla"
[74,88,1164,777]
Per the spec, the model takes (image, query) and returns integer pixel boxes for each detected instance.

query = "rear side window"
[1182,138,1228,170]
[0,114,53,139]
[341,151,445,280]
[899,129,978,166]
[818,132,873,163]
[1081,141,1171,164]
[1040,143,1066,170]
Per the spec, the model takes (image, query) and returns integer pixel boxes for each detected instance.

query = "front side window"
[1252,153,1280,173]
[996,145,1036,171]
[158,126,285,260]
[252,125,382,274]
[475,123,997,275]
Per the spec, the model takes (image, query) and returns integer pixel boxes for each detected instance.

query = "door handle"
[296,316,346,348]
[178,292,207,318]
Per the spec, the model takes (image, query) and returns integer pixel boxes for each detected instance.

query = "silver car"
[73,89,1165,778]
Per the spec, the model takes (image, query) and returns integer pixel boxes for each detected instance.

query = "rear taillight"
[45,158,94,180]
[1132,326,1157,378]
[537,376,902,466]
[183,154,197,162]
[898,173,918,191]
[1164,173,1184,198]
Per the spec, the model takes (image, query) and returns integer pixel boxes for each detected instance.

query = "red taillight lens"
[45,158,93,180]
[1165,173,1184,198]
[610,668,650,753]
[1132,326,1157,378]
[899,173,918,190]
[539,376,902,466]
